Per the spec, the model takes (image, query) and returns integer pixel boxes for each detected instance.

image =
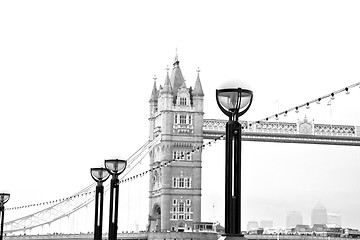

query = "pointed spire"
[149,75,158,102]
[173,48,179,67]
[193,67,204,96]
[170,51,185,95]
[162,66,173,93]
[175,48,178,61]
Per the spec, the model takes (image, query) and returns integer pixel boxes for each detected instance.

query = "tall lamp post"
[90,168,110,240]
[216,87,253,238]
[0,193,10,240]
[105,159,127,240]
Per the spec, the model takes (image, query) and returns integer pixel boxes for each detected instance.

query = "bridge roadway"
[203,119,360,146]
[3,233,350,240]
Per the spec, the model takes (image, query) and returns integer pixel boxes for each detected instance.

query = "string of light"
[6,81,359,211]
[5,192,94,210]
[249,82,360,126]
[5,141,212,211]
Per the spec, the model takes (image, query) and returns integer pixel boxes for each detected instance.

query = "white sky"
[1,0,360,232]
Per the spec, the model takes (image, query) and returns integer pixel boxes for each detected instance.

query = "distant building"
[260,220,273,229]
[328,213,342,226]
[312,224,328,232]
[294,224,312,234]
[311,202,328,226]
[247,221,259,231]
[286,211,303,228]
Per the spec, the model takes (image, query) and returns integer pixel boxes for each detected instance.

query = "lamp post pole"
[108,174,120,240]
[216,87,253,238]
[94,181,105,240]
[0,193,10,240]
[0,204,4,240]
[225,116,242,234]
[105,159,127,240]
[90,168,110,240]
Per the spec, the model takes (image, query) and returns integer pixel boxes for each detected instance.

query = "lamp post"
[216,87,253,238]
[91,168,110,240]
[0,193,10,240]
[105,159,127,240]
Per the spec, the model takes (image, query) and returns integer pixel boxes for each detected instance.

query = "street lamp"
[91,168,110,240]
[104,159,127,240]
[216,87,253,238]
[0,193,10,240]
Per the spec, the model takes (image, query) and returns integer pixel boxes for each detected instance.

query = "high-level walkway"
[203,119,360,146]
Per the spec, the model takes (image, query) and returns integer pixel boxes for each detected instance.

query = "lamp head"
[90,167,110,183]
[0,193,10,205]
[104,159,127,176]
[216,87,253,120]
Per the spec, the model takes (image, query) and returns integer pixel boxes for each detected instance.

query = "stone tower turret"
[148,54,204,232]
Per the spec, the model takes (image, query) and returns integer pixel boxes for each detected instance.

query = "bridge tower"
[148,54,204,232]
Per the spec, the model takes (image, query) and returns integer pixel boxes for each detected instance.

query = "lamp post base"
[219,234,247,240]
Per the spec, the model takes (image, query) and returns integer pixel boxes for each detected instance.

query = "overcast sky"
[1,0,360,232]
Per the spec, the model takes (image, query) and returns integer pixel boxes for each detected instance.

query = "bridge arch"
[151,204,161,231]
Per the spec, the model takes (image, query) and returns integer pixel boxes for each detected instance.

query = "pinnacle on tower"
[193,67,204,97]
[149,75,158,102]
[162,68,173,93]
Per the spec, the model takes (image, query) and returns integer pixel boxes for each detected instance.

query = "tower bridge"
[3,54,360,239]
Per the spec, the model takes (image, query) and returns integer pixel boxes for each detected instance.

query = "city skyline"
[1,0,360,232]
[249,202,344,230]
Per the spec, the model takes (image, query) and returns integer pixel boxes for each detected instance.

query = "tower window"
[180,97,187,106]
[188,115,192,125]
[178,203,184,212]
[172,177,192,188]
[185,178,191,188]
[186,199,191,205]
[170,199,193,221]
[172,178,177,188]
[180,115,186,124]
[174,114,179,124]
[178,178,185,188]
[173,151,191,161]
